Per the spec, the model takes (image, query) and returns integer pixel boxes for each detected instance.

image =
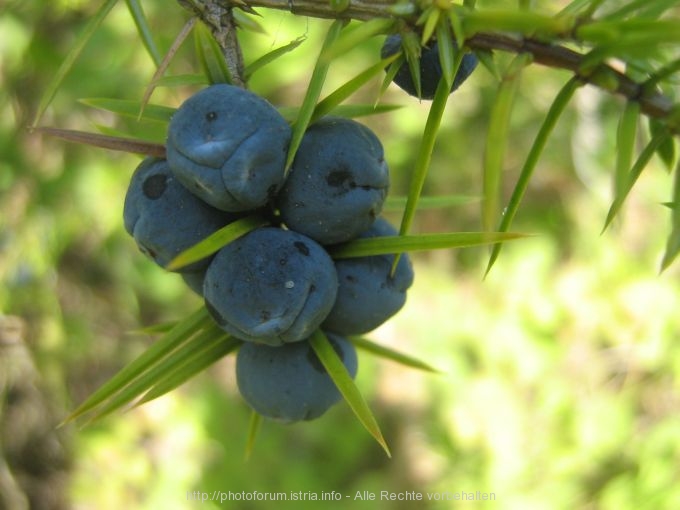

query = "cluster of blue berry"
[123,84,413,422]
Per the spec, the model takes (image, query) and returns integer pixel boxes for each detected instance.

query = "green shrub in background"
[2,0,680,508]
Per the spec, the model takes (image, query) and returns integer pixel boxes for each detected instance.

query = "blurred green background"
[2,1,680,509]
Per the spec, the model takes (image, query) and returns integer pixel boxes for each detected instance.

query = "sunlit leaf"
[643,57,680,93]
[402,31,423,100]
[309,330,390,457]
[166,215,270,271]
[660,159,680,271]
[415,5,433,27]
[378,54,405,101]
[486,77,580,275]
[447,8,465,49]
[321,18,394,63]
[244,36,306,79]
[137,336,241,405]
[557,0,604,18]
[436,18,456,89]
[578,46,614,76]
[244,411,262,461]
[483,54,530,233]
[91,123,152,142]
[311,53,400,123]
[85,327,230,422]
[194,20,233,84]
[233,9,267,34]
[421,8,441,46]
[615,100,640,197]
[603,129,671,231]
[350,337,440,373]
[153,74,206,88]
[474,48,501,81]
[33,127,166,157]
[392,74,455,273]
[398,78,451,238]
[285,19,347,171]
[63,307,211,423]
[329,231,529,259]
[600,0,680,21]
[576,19,680,46]
[79,98,176,123]
[325,103,402,118]
[461,9,575,38]
[125,0,161,67]
[130,321,178,335]
[33,0,119,126]
[634,0,680,20]
[580,37,674,75]
[650,118,676,171]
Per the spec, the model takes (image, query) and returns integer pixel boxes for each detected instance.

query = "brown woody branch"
[467,33,675,122]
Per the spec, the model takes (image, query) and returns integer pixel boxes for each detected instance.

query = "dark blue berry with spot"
[277,117,389,245]
[123,157,239,272]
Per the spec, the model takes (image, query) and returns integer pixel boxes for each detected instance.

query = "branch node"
[179,0,247,88]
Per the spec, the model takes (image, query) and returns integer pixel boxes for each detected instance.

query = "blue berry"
[181,270,206,296]
[236,333,358,422]
[203,227,338,345]
[166,84,291,212]
[323,218,414,335]
[276,117,389,245]
[123,157,239,272]
[381,34,478,99]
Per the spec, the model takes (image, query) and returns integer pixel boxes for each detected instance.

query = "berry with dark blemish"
[123,157,242,273]
[276,116,389,245]
[142,174,167,199]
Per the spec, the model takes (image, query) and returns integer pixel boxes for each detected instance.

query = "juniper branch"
[467,33,676,123]
[181,0,680,134]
